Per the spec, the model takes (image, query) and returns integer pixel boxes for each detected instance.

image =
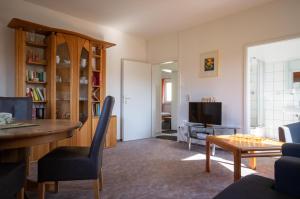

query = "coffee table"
[205,134,283,182]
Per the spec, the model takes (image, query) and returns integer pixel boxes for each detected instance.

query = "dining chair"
[0,97,32,120]
[0,161,26,199]
[37,96,115,199]
[0,97,31,199]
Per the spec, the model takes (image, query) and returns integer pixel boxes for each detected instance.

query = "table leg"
[249,157,257,170]
[233,150,241,182]
[206,140,211,172]
[212,144,216,156]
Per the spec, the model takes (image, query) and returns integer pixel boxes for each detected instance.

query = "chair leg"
[54,181,59,193]
[38,182,45,199]
[17,187,24,199]
[93,178,100,199]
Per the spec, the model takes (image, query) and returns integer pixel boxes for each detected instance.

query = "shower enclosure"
[250,57,264,128]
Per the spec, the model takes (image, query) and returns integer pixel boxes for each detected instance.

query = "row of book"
[26,87,46,101]
[92,103,101,116]
[32,104,46,119]
[27,70,46,82]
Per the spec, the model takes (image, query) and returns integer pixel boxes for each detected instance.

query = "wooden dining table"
[0,119,81,195]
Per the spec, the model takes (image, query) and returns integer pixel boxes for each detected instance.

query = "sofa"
[213,143,300,199]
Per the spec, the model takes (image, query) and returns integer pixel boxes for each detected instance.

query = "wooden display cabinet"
[9,18,117,161]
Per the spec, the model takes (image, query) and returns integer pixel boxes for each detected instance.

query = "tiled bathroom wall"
[255,59,300,139]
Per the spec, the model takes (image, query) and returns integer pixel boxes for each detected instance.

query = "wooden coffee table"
[205,134,283,182]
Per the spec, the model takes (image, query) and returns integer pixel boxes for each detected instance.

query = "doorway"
[245,37,300,139]
[152,61,178,141]
[121,59,152,141]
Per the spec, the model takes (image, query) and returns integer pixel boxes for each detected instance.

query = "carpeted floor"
[156,135,177,141]
[27,138,276,199]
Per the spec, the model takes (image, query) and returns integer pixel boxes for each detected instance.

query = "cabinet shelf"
[26,41,48,48]
[27,60,47,66]
[26,81,47,84]
[33,101,47,103]
[57,82,70,84]
[93,54,101,58]
[56,64,71,69]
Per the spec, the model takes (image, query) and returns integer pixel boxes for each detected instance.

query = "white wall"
[147,0,300,140]
[147,33,179,64]
[0,0,147,139]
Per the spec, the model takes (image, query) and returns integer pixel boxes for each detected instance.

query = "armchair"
[278,122,300,143]
[213,143,300,199]
[275,143,300,197]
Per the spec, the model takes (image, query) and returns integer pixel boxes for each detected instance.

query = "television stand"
[185,122,240,155]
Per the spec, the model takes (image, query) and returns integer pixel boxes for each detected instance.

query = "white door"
[122,60,152,141]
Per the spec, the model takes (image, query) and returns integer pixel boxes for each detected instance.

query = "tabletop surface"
[0,119,81,140]
[207,134,283,151]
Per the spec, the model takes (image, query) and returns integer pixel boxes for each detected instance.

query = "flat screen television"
[189,102,222,126]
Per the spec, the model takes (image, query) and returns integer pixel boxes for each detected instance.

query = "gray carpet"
[27,138,275,199]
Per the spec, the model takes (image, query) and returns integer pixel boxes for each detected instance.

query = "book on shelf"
[26,87,46,102]
[26,70,46,82]
[92,103,101,116]
[32,103,46,119]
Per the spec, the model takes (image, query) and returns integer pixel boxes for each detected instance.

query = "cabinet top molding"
[8,18,116,48]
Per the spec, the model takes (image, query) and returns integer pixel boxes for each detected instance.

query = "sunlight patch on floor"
[181,153,257,176]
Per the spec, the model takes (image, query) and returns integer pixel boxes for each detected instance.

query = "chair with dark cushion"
[279,122,300,143]
[38,96,115,199]
[0,97,31,199]
[0,97,32,120]
[213,143,300,199]
[0,162,26,199]
[275,143,300,197]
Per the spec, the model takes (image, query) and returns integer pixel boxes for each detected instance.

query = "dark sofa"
[213,143,300,199]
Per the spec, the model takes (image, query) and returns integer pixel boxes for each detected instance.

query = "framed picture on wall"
[199,50,219,78]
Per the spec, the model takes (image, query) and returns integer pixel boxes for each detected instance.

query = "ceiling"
[248,37,300,62]
[26,0,275,39]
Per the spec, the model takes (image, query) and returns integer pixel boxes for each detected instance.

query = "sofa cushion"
[275,156,300,197]
[213,174,296,199]
[285,122,300,143]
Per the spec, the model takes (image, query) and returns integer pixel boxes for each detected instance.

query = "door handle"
[124,97,131,104]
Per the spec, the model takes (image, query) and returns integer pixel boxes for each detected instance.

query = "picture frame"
[199,50,219,78]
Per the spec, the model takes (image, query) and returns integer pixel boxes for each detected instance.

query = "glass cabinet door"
[56,36,71,120]
[79,41,89,124]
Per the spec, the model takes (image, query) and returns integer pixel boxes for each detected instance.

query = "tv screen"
[189,102,222,125]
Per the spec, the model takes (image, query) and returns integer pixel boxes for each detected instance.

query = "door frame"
[243,33,300,134]
[150,60,180,138]
[120,58,152,141]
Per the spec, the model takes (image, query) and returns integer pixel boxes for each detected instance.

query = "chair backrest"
[0,97,32,120]
[89,96,115,165]
[279,122,300,143]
